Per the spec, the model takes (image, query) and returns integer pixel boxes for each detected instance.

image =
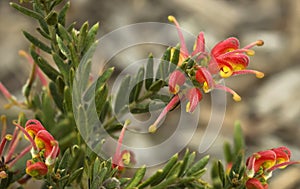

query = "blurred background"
[1,0,300,188]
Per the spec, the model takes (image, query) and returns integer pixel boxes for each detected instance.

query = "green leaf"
[156,47,171,80]
[124,165,146,189]
[58,1,70,26]
[84,22,99,53]
[218,161,226,187]
[169,44,180,73]
[178,149,194,177]
[10,2,44,20]
[234,121,245,156]
[56,34,71,59]
[49,81,64,111]
[149,80,166,92]
[166,160,183,178]
[63,86,72,113]
[52,53,70,81]
[30,49,60,82]
[78,22,89,52]
[95,85,108,116]
[67,167,83,185]
[129,67,145,102]
[58,23,72,43]
[151,175,177,189]
[114,75,131,114]
[45,11,58,26]
[36,28,51,40]
[186,155,209,176]
[145,53,154,90]
[223,141,232,164]
[211,161,223,189]
[23,31,52,54]
[138,169,163,188]
[151,153,178,186]
[96,67,115,89]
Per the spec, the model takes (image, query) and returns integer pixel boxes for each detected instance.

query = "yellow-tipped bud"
[186,102,191,113]
[5,134,13,141]
[256,40,264,46]
[168,15,176,22]
[233,94,242,102]
[148,124,157,133]
[255,71,264,79]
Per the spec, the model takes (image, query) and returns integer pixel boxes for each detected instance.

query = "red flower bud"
[26,160,48,178]
[169,70,186,94]
[186,88,202,113]
[246,178,268,189]
[25,119,45,139]
[35,130,59,158]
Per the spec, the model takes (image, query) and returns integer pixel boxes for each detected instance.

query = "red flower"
[169,70,186,94]
[35,130,60,159]
[26,160,48,178]
[25,119,45,139]
[246,178,268,189]
[185,88,202,113]
[209,37,264,78]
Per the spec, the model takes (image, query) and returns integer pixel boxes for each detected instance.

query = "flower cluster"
[14,119,59,179]
[148,16,264,133]
[245,146,300,189]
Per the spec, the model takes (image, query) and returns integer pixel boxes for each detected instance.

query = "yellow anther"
[168,15,176,22]
[255,71,264,79]
[233,94,241,102]
[148,124,157,133]
[186,102,191,113]
[220,66,233,78]
[5,134,13,141]
[203,82,211,93]
[122,152,131,165]
[256,40,264,46]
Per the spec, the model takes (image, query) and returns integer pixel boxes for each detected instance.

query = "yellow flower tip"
[0,171,8,179]
[168,15,176,23]
[255,71,264,79]
[5,134,13,141]
[233,94,242,102]
[256,40,264,46]
[148,124,157,133]
[186,102,191,113]
[220,66,233,78]
[246,49,255,56]
[18,50,27,57]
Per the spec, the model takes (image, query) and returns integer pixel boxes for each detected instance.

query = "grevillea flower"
[26,160,48,178]
[169,70,186,94]
[35,130,60,159]
[245,146,300,188]
[113,120,136,170]
[246,178,268,189]
[25,119,45,139]
[209,37,264,78]
[185,88,202,113]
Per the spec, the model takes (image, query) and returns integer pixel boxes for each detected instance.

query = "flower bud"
[25,119,45,139]
[246,178,268,189]
[26,160,48,178]
[186,88,202,113]
[35,130,59,158]
[169,70,186,94]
